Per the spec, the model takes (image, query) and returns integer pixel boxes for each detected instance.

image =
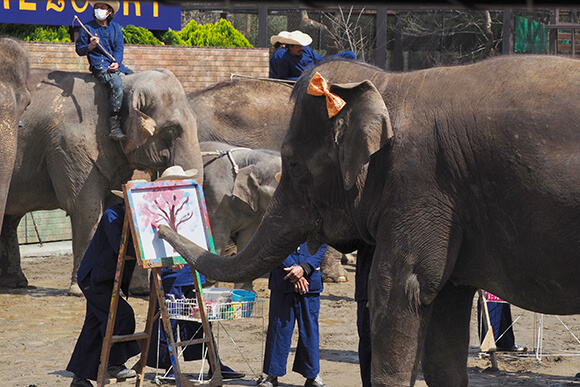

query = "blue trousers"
[478,301,516,348]
[147,284,206,370]
[93,69,124,116]
[67,276,140,381]
[263,291,320,379]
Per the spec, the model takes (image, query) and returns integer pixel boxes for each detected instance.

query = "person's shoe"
[258,374,278,387]
[575,372,580,379]
[108,115,126,142]
[304,375,326,387]
[107,364,136,379]
[208,363,245,380]
[497,344,527,353]
[70,375,94,387]
[163,368,175,380]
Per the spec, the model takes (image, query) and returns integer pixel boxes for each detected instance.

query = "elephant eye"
[288,160,307,179]
[162,125,181,140]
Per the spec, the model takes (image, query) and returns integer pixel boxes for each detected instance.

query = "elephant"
[0,68,203,295]
[191,78,348,282]
[200,141,281,289]
[0,39,30,233]
[156,55,580,386]
[191,78,293,150]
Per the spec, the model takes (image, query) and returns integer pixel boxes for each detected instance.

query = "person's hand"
[284,264,305,284]
[294,277,309,295]
[88,35,99,51]
[108,62,119,72]
[169,264,185,272]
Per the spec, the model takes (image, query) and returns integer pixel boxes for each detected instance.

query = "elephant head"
[158,71,392,282]
[120,68,202,180]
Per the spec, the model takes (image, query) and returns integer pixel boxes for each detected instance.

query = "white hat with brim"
[156,166,198,181]
[89,1,120,14]
[111,179,149,198]
[279,30,312,46]
[271,31,291,45]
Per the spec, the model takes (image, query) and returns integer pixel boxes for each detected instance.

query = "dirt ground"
[1,252,580,387]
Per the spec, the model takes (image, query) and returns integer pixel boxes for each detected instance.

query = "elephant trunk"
[158,188,315,282]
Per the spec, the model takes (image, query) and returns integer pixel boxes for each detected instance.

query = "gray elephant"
[1,68,203,295]
[0,39,30,233]
[192,78,348,282]
[191,78,293,150]
[201,141,281,289]
[157,56,580,386]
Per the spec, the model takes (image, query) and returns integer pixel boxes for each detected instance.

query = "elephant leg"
[368,270,427,387]
[129,267,150,296]
[68,195,104,296]
[321,246,347,283]
[0,215,27,288]
[422,283,475,387]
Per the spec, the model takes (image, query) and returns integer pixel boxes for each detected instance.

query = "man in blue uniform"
[259,242,327,387]
[66,202,140,387]
[269,30,356,81]
[75,1,131,141]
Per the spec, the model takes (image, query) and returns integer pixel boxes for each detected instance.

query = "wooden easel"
[478,289,499,370]
[96,208,223,387]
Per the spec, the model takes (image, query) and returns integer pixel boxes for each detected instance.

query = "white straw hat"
[279,30,312,46]
[111,179,149,198]
[89,1,120,14]
[156,166,198,181]
[270,31,291,45]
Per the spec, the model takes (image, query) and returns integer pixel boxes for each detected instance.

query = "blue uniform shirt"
[269,47,287,79]
[275,46,323,81]
[77,203,136,292]
[268,242,326,293]
[75,19,127,73]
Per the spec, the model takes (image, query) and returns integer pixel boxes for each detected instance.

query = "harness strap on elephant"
[202,148,252,176]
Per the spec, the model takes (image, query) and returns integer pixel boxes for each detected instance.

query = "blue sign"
[0,1,181,30]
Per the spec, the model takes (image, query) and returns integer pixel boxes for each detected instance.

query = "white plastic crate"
[165,297,264,322]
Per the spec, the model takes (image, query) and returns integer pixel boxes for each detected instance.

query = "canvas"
[124,179,215,268]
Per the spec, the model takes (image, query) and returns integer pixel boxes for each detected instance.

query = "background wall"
[23,41,269,94]
[18,42,269,244]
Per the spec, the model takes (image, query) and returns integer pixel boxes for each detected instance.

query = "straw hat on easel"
[110,166,198,198]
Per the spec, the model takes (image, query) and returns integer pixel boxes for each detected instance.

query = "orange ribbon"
[306,72,346,118]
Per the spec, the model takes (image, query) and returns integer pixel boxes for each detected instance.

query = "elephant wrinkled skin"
[0,39,30,233]
[158,56,580,386]
[192,79,348,282]
[0,68,202,294]
[201,141,282,289]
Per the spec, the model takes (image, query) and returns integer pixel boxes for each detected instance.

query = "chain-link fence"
[182,6,559,71]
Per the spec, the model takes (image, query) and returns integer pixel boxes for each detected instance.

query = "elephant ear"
[232,165,260,212]
[122,91,157,154]
[329,80,393,191]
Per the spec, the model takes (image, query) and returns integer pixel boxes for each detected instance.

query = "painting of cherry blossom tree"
[125,179,214,268]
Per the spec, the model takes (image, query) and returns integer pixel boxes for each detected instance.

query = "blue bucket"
[231,289,257,318]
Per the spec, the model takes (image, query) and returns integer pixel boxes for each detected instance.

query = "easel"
[96,186,223,387]
[478,289,499,370]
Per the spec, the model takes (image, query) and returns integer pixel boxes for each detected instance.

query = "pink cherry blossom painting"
[124,179,215,268]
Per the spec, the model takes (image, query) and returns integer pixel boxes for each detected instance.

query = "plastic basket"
[231,289,257,318]
[165,297,263,321]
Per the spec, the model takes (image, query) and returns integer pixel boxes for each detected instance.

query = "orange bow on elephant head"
[306,72,346,118]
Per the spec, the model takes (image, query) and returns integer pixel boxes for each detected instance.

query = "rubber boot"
[109,115,126,142]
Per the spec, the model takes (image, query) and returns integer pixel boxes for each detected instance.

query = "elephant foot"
[323,274,347,283]
[342,253,357,265]
[68,283,83,297]
[0,272,28,288]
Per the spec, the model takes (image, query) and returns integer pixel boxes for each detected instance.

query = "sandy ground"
[1,252,580,387]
